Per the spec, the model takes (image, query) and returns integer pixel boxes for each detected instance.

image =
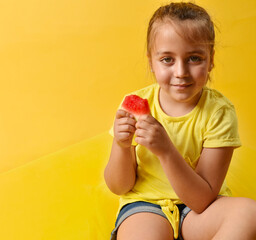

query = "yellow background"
[0,1,256,239]
[1,0,256,173]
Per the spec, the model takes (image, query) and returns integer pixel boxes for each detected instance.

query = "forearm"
[104,138,137,195]
[159,144,216,213]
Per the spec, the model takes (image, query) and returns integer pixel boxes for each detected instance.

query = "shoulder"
[199,87,239,131]
[202,87,235,113]
[202,88,241,148]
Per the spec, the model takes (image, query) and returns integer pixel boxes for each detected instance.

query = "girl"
[104,2,256,240]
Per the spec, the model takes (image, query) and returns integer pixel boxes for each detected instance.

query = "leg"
[117,212,174,240]
[181,196,256,240]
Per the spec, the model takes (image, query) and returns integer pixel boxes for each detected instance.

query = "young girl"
[104,2,256,240]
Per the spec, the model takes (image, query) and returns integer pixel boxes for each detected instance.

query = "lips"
[171,83,192,88]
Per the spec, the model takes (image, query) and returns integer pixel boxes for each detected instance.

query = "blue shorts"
[110,201,191,240]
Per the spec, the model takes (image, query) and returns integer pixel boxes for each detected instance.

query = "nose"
[173,60,189,78]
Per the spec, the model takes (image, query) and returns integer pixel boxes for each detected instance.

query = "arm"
[159,146,233,213]
[135,115,234,213]
[104,109,137,195]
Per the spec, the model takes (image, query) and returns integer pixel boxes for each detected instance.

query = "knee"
[231,197,256,226]
[216,197,256,238]
[236,197,256,213]
[239,198,256,237]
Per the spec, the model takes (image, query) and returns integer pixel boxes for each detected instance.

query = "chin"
[173,92,199,103]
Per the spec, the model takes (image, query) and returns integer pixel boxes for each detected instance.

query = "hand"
[114,109,136,148]
[135,115,172,158]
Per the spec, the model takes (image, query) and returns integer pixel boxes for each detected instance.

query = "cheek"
[192,65,209,81]
[153,65,171,82]
[154,71,171,84]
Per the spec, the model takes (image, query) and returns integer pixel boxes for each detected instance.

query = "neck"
[158,88,202,117]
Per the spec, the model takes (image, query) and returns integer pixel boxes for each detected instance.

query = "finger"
[118,132,133,139]
[134,136,148,147]
[135,118,152,130]
[118,117,136,127]
[135,128,148,138]
[118,124,136,133]
[116,109,134,119]
[137,114,157,124]
[137,114,153,121]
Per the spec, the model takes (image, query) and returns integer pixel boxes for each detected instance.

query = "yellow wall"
[1,0,256,173]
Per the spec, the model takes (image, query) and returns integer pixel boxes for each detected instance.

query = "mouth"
[171,83,193,89]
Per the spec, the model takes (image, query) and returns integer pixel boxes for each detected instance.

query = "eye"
[160,57,174,64]
[188,56,203,63]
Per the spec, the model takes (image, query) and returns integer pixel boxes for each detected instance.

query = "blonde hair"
[147,2,215,59]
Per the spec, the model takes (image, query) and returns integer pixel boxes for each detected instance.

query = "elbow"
[105,180,134,196]
[189,194,218,214]
[104,169,135,195]
[192,205,208,214]
[108,186,131,196]
[190,203,210,214]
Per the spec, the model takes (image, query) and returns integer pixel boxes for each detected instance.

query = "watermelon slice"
[122,94,150,119]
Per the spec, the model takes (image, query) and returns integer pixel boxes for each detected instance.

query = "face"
[149,22,213,107]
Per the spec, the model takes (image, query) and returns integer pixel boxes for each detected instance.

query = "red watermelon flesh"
[122,95,150,117]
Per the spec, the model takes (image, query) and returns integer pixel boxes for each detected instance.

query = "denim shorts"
[110,201,191,240]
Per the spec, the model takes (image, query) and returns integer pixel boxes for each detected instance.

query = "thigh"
[181,196,256,240]
[117,212,174,240]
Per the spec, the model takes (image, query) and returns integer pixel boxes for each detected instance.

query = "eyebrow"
[156,50,207,56]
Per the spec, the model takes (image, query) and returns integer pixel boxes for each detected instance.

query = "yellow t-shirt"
[110,84,241,238]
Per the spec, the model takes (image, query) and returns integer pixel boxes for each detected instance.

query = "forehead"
[152,22,209,54]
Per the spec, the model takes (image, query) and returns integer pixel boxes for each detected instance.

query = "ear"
[147,53,154,72]
[208,50,215,72]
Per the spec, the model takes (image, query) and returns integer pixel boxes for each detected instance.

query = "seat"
[0,131,255,239]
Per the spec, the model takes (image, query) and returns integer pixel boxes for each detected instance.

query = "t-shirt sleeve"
[203,105,241,148]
